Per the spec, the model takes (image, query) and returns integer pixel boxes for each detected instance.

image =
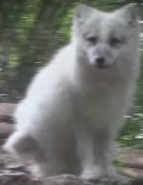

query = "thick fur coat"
[4,3,141,183]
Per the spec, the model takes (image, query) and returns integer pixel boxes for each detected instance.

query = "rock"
[0,171,143,185]
[0,103,16,124]
[0,170,40,185]
[42,175,94,185]
[0,103,16,116]
[0,123,14,139]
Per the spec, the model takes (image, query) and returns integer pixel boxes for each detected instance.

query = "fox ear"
[74,4,96,24]
[118,4,139,27]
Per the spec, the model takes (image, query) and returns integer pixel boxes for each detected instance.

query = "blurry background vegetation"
[0,0,143,149]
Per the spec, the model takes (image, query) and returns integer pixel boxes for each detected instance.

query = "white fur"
[4,4,141,182]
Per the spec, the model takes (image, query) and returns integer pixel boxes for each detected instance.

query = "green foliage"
[117,56,143,149]
[117,114,143,149]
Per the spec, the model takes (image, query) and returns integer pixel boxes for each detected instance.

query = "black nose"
[96,57,105,65]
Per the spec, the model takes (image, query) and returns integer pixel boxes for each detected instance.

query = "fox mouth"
[95,63,109,69]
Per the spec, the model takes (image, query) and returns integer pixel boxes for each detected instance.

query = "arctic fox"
[4,3,140,183]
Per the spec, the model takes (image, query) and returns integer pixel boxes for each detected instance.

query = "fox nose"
[96,57,105,65]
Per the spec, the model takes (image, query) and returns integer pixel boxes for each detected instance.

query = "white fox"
[4,3,140,183]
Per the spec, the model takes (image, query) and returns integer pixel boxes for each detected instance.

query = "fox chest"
[74,87,128,127]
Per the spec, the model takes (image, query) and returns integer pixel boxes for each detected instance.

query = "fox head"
[72,4,140,69]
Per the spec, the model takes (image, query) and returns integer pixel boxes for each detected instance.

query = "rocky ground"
[0,103,143,185]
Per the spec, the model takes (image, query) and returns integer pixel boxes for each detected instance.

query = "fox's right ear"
[74,4,96,25]
[116,4,139,27]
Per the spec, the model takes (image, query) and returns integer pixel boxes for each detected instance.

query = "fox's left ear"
[74,4,97,25]
[72,4,98,38]
[117,4,139,27]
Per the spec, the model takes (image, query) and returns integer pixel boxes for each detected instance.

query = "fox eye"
[109,37,122,47]
[86,36,98,45]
